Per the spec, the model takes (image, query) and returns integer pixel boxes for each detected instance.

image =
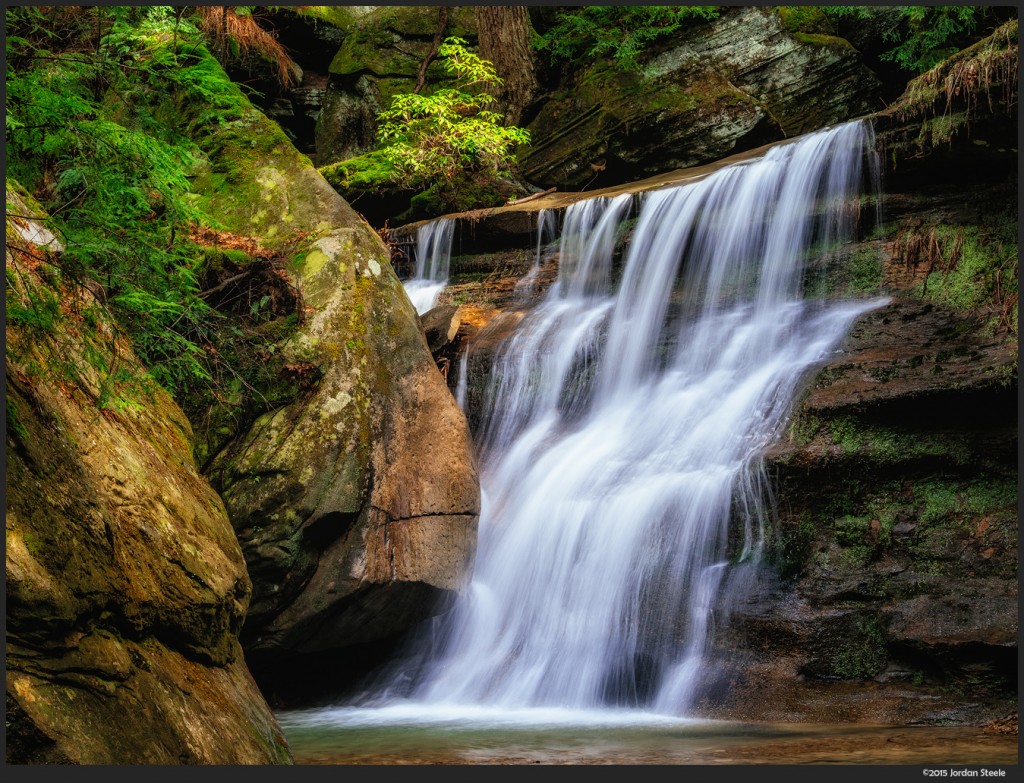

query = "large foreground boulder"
[5,185,291,764]
[207,224,480,669]
[184,54,481,699]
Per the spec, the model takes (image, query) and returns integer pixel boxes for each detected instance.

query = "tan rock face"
[5,190,291,764]
[169,51,481,697]
[207,219,480,664]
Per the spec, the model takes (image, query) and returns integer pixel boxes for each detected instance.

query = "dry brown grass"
[888,223,966,295]
[197,6,299,89]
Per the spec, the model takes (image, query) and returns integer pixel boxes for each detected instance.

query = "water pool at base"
[278,707,1019,765]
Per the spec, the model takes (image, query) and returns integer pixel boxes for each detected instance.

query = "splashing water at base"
[311,121,888,727]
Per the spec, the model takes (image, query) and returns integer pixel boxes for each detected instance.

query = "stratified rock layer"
[521,6,880,189]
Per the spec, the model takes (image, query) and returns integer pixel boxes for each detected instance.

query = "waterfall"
[404,217,455,314]
[363,120,886,717]
[535,208,556,266]
[513,207,560,300]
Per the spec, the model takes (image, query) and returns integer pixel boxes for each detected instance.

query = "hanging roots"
[895,20,1018,125]
[378,220,410,276]
[889,223,966,296]
[890,223,964,273]
[197,7,299,89]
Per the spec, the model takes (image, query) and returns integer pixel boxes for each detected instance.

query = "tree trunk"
[475,6,537,127]
[414,7,449,94]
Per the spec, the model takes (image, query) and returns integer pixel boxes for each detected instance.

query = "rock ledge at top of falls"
[5,184,292,764]
[386,138,794,248]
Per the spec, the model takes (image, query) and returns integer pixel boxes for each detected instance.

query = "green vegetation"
[776,5,829,34]
[849,246,885,293]
[321,36,531,216]
[5,6,308,427]
[375,37,530,213]
[829,616,888,679]
[833,6,981,72]
[889,213,1018,336]
[780,6,994,73]
[541,6,1001,76]
[6,8,206,397]
[535,6,720,72]
[6,399,29,441]
[923,227,1017,334]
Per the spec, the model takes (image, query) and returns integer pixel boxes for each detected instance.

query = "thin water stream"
[403,216,455,313]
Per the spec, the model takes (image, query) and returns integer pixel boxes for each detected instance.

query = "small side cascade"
[404,217,456,314]
[514,208,560,300]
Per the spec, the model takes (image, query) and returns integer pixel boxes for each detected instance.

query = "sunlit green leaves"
[374,37,530,198]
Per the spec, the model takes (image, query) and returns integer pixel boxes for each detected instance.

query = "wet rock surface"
[710,177,1017,725]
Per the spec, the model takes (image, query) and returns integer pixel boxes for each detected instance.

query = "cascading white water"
[513,207,560,298]
[335,121,886,723]
[404,217,455,314]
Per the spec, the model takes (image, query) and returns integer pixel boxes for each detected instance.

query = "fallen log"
[507,186,556,206]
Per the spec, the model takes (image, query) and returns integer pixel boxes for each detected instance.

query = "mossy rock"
[316,6,479,167]
[521,6,879,188]
[206,223,480,665]
[161,44,359,249]
[288,5,367,31]
[522,63,770,189]
[5,194,291,763]
[328,6,478,78]
[181,66,481,677]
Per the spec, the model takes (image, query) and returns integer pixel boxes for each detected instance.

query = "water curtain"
[379,120,884,715]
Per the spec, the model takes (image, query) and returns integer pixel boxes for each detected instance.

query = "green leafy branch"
[373,37,530,206]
